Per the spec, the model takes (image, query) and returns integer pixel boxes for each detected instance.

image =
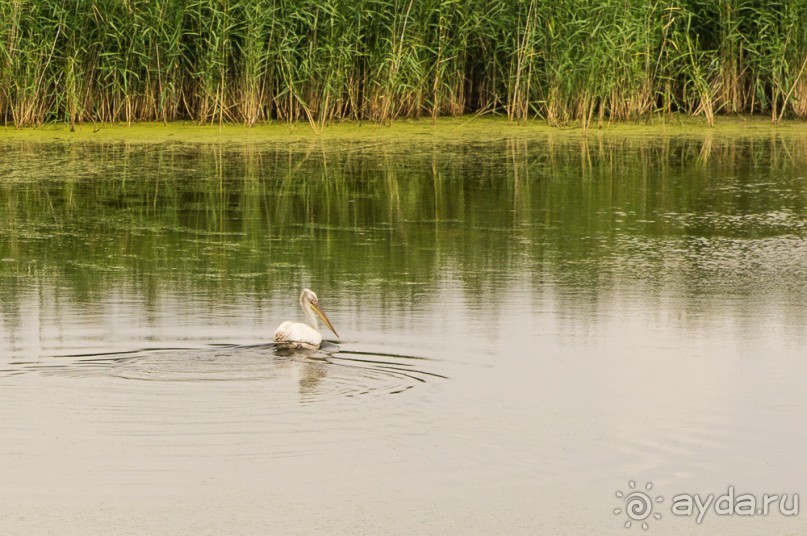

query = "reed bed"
[1,0,806,128]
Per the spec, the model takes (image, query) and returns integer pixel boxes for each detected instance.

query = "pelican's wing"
[273,321,295,342]
[273,321,322,349]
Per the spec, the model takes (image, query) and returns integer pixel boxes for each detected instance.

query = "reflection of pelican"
[274,289,340,350]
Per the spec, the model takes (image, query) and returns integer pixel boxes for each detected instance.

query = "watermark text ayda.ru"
[615,481,799,529]
[672,485,798,524]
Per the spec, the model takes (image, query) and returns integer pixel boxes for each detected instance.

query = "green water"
[5,137,807,305]
[1,134,807,535]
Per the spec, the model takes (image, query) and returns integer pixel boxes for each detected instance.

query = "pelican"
[273,289,340,350]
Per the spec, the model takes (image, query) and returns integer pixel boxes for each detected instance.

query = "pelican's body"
[274,289,339,350]
[273,320,323,350]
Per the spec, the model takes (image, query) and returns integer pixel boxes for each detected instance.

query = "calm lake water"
[2,133,807,535]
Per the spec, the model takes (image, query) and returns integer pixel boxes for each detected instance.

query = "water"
[2,134,807,535]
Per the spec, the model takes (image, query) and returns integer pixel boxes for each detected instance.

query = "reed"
[1,0,806,128]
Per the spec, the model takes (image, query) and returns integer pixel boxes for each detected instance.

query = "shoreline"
[1,115,807,144]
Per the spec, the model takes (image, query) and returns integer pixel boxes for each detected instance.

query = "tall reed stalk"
[1,0,806,127]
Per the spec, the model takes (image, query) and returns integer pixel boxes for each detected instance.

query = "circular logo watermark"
[614,481,663,529]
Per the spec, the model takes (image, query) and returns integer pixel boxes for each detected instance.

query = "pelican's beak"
[312,300,340,339]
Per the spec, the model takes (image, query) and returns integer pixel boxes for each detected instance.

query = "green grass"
[5,115,807,145]
[1,0,807,129]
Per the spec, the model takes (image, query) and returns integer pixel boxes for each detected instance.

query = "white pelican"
[273,289,340,350]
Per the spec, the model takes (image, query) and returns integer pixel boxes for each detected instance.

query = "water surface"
[2,134,807,534]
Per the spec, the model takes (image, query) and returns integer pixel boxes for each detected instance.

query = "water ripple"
[4,343,445,401]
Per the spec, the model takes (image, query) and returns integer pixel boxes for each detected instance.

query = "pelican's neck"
[302,300,318,330]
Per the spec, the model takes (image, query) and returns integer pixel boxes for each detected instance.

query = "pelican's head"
[300,288,340,339]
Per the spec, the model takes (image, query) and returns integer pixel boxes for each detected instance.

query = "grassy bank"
[1,0,807,130]
[4,116,807,144]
